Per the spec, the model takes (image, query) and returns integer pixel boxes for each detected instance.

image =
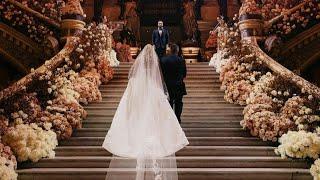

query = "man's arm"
[152,30,156,45]
[166,29,170,45]
[181,57,187,78]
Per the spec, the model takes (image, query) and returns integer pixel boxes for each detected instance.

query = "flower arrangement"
[238,0,320,39]
[105,49,120,67]
[239,0,262,16]
[275,131,320,159]
[0,141,17,180]
[2,123,57,162]
[16,0,65,21]
[310,158,320,180]
[0,19,117,177]
[0,0,60,44]
[268,0,320,38]
[215,14,320,179]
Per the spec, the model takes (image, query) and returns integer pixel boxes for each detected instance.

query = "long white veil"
[104,44,189,180]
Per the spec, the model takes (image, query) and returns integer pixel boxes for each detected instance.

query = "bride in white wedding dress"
[102,44,189,180]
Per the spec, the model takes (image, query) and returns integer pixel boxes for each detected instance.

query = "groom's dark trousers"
[160,54,187,124]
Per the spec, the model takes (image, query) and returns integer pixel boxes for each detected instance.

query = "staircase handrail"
[265,1,308,28]
[0,36,78,102]
[279,23,320,55]
[6,0,60,29]
[245,37,320,99]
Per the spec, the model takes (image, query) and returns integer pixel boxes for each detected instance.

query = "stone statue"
[124,0,140,45]
[182,0,198,40]
[61,0,84,16]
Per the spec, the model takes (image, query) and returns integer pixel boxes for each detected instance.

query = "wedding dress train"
[102,44,189,180]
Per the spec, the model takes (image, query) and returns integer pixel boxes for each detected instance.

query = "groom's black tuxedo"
[160,54,187,123]
[152,28,169,59]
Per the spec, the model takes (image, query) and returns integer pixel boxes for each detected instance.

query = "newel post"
[238,0,264,41]
[60,0,86,41]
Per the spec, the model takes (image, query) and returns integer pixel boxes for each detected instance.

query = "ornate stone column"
[60,0,86,41]
[238,1,264,41]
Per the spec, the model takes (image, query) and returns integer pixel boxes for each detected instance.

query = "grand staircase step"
[83,116,243,122]
[85,112,244,117]
[82,120,242,128]
[100,84,223,88]
[54,146,276,157]
[114,72,219,76]
[113,75,220,80]
[17,168,312,180]
[100,94,228,98]
[98,88,224,93]
[19,156,309,169]
[60,137,276,146]
[106,79,221,84]
[114,68,216,72]
[89,100,240,106]
[86,104,241,109]
[84,106,243,111]
[72,128,251,137]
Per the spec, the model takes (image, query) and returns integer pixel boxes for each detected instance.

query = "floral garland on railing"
[0,21,117,179]
[210,18,320,178]
[0,0,62,44]
[268,0,320,38]
[15,0,65,21]
[239,0,320,39]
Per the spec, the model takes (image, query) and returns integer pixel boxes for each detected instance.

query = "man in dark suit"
[152,21,169,60]
[160,44,187,124]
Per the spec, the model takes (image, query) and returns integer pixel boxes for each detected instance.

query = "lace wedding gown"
[102,44,189,180]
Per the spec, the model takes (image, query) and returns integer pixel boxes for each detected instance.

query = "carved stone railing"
[0,22,41,74]
[265,1,308,28]
[5,0,61,29]
[247,37,320,99]
[0,0,63,69]
[238,1,320,99]
[0,36,78,103]
[279,23,320,55]
[0,0,86,103]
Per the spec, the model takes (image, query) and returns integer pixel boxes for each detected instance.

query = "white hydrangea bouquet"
[275,131,320,159]
[3,123,58,162]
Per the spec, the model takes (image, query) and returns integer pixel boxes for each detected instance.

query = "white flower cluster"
[209,50,228,73]
[311,158,320,180]
[3,123,58,162]
[51,70,80,104]
[0,0,59,43]
[275,131,320,159]
[107,49,120,67]
[0,156,17,180]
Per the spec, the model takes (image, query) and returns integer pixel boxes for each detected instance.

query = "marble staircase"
[17,62,312,180]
